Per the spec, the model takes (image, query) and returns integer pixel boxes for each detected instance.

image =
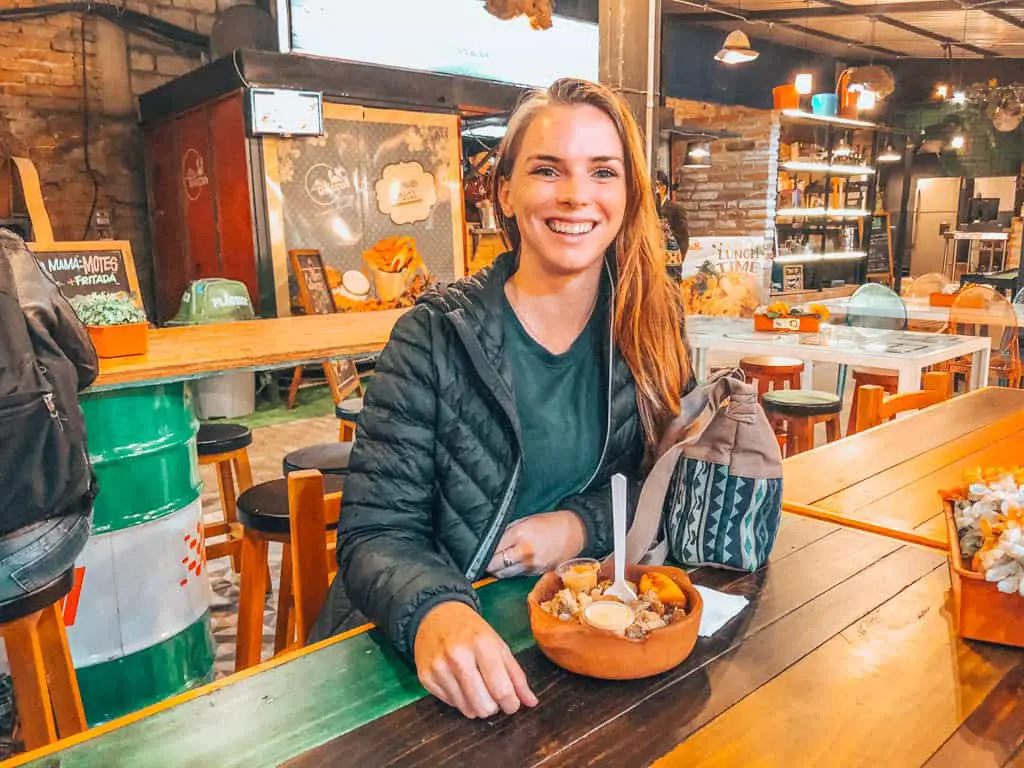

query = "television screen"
[289,0,599,88]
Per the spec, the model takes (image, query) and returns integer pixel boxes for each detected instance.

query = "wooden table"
[12,512,1024,767]
[783,386,1024,550]
[688,315,992,393]
[91,310,406,390]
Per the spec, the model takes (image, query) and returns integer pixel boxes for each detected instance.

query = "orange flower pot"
[754,314,821,333]
[528,563,703,680]
[945,502,1024,648]
[87,322,149,358]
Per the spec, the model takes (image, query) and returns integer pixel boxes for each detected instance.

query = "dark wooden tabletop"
[14,515,1024,768]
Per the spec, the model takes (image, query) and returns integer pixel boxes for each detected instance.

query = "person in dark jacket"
[0,228,96,604]
[315,79,691,719]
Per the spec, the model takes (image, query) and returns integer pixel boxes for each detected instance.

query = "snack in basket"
[944,467,1024,597]
[540,559,689,641]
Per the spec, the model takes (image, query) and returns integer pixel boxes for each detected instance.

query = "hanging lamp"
[715,30,759,64]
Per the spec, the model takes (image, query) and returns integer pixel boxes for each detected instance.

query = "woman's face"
[499,104,627,278]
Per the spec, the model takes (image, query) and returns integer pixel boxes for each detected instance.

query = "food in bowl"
[539,561,689,641]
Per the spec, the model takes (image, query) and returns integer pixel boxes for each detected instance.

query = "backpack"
[0,229,97,536]
[626,368,783,572]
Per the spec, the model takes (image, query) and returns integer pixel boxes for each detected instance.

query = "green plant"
[70,292,147,327]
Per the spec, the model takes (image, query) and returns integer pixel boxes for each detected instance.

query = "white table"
[687,315,992,393]
[820,296,1024,326]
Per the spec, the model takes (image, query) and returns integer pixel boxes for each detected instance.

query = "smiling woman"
[312,78,691,723]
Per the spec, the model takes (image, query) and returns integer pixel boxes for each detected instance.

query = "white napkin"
[695,585,749,637]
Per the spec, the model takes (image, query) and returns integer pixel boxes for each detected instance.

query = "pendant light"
[878,144,901,163]
[715,30,759,64]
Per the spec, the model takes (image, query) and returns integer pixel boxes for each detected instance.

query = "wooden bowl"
[945,501,1024,648]
[528,563,703,680]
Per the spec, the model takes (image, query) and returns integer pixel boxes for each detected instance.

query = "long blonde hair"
[491,78,690,450]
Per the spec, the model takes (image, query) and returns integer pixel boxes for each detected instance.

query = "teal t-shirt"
[503,290,607,520]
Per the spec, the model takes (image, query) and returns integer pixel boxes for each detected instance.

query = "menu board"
[289,249,335,315]
[28,240,143,309]
[865,213,893,279]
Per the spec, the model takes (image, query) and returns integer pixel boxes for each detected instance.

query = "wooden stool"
[197,423,255,574]
[0,570,86,750]
[335,398,363,443]
[846,368,899,435]
[739,356,805,401]
[763,390,842,457]
[282,442,352,479]
[234,474,345,672]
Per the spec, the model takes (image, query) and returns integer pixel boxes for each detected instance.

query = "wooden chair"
[0,570,86,750]
[233,474,345,671]
[285,470,343,650]
[197,423,254,573]
[763,389,842,457]
[739,356,804,402]
[854,371,954,433]
[940,284,1022,388]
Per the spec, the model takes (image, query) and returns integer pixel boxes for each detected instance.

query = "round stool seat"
[762,389,841,417]
[283,442,353,477]
[197,423,253,456]
[237,476,345,535]
[0,568,74,623]
[739,356,805,373]
[335,397,363,422]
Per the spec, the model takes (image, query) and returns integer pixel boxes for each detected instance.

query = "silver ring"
[501,548,515,570]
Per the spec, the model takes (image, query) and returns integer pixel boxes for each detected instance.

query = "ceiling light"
[794,73,813,95]
[952,91,967,106]
[950,134,965,150]
[878,145,901,163]
[715,30,759,64]
[936,84,949,99]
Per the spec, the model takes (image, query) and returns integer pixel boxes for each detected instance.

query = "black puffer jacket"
[335,251,647,658]
[0,228,98,535]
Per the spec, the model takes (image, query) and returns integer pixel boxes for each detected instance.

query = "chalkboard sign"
[289,249,335,316]
[28,240,143,308]
[864,213,893,282]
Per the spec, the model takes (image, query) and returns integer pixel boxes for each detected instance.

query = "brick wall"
[0,0,253,313]
[666,97,779,240]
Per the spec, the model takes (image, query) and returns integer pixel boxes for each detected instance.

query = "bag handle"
[623,369,756,564]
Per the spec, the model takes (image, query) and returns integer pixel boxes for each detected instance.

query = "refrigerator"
[909,177,962,277]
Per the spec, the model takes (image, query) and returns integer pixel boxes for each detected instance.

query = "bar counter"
[70,310,406,725]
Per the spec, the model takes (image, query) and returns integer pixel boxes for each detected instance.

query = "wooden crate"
[753,314,821,333]
[945,502,1024,648]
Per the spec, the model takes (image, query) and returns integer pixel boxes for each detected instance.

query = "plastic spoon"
[604,473,638,603]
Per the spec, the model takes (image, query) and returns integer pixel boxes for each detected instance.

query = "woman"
[317,78,690,719]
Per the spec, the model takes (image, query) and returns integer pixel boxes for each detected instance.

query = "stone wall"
[666,97,779,241]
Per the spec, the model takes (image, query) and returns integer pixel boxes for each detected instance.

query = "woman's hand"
[414,601,538,718]
[486,510,586,577]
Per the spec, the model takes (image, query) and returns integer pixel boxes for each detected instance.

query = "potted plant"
[70,292,149,358]
[753,301,830,333]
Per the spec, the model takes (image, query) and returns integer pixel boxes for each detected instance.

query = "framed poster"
[265,103,464,315]
[782,264,804,292]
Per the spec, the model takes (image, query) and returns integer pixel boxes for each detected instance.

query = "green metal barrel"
[73,382,215,724]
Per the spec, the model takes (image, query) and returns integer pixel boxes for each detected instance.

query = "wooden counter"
[91,310,407,390]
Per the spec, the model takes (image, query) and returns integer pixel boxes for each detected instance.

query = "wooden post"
[599,0,662,176]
